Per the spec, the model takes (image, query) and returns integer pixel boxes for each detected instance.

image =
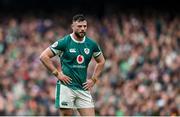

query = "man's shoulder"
[57,34,71,41]
[55,34,72,45]
[85,36,97,44]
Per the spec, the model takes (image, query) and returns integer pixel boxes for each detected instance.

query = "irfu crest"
[84,48,90,54]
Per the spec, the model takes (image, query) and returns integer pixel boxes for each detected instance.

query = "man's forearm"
[92,62,105,80]
[40,55,58,73]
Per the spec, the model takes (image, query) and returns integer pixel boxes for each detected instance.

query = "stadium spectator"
[0,11,179,116]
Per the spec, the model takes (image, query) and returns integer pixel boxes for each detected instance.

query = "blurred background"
[0,0,179,116]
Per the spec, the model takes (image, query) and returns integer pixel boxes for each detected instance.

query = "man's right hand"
[57,72,72,84]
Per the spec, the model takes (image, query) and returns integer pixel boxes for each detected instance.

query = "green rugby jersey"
[50,34,102,90]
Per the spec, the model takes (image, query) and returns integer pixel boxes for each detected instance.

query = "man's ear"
[71,23,74,29]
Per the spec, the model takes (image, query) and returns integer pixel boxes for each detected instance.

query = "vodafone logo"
[77,55,84,64]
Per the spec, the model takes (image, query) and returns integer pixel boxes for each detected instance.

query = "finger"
[65,80,70,84]
[62,80,67,85]
[83,82,88,85]
[64,75,72,81]
[88,87,91,91]
[83,84,87,89]
[61,76,71,82]
[63,78,71,84]
[66,80,71,84]
[67,77,72,81]
[87,86,91,91]
[65,77,72,84]
[83,84,89,90]
[65,77,72,83]
[61,77,70,84]
[84,86,89,90]
[64,77,72,84]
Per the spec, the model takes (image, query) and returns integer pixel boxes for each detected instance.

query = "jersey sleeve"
[93,42,102,58]
[49,38,67,55]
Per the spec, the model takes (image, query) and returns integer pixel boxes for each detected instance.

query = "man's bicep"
[41,47,56,58]
[94,54,105,63]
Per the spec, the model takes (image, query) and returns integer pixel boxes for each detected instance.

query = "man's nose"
[81,27,85,30]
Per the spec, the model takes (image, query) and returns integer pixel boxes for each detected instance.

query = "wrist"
[52,69,59,77]
[91,77,98,84]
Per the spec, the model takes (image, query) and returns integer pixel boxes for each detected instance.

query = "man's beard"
[75,32,86,38]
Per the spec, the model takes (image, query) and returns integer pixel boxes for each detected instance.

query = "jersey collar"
[70,33,86,43]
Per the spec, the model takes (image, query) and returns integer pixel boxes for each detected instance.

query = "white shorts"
[55,81,94,109]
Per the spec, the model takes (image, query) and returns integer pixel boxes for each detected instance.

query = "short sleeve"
[49,38,66,55]
[93,42,102,58]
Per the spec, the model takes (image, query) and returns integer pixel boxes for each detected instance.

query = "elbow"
[39,53,45,62]
[101,58,106,67]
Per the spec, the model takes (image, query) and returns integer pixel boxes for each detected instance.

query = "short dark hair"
[72,14,86,22]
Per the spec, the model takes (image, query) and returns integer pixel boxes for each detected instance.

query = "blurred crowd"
[0,11,179,116]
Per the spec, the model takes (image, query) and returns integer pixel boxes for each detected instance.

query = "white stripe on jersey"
[93,51,101,58]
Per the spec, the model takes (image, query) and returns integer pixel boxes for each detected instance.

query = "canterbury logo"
[61,102,68,106]
[69,49,76,53]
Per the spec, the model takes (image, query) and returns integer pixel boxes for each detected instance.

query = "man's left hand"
[83,79,95,90]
